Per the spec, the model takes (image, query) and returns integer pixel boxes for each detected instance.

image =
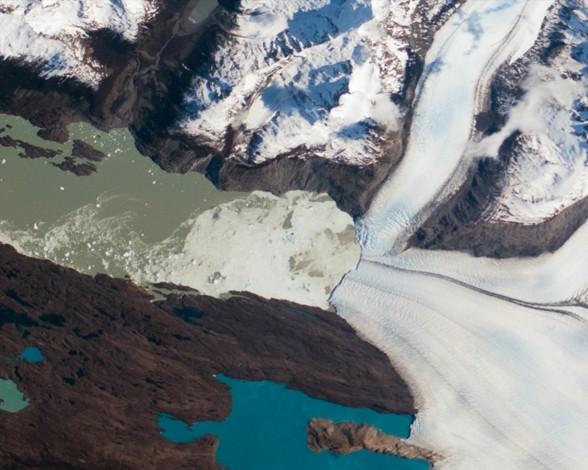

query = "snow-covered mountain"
[402,0,587,258]
[176,0,461,166]
[475,0,588,225]
[0,0,158,87]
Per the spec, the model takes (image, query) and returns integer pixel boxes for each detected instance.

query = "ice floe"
[0,191,359,309]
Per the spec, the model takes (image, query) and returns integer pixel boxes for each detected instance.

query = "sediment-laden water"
[0,115,359,308]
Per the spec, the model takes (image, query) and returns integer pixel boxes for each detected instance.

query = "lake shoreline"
[0,243,415,468]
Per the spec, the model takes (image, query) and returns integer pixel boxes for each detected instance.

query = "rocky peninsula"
[307,418,440,464]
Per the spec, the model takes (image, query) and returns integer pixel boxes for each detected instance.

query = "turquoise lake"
[0,379,29,413]
[18,346,45,364]
[158,375,428,470]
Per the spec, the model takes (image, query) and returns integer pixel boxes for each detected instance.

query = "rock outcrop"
[307,418,440,464]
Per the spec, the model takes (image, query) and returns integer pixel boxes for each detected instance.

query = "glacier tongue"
[331,225,588,470]
[356,0,554,256]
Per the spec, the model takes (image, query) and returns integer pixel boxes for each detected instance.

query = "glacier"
[357,0,555,255]
[332,227,588,469]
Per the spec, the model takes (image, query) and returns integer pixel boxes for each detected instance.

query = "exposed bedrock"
[71,139,107,162]
[0,243,414,469]
[0,126,62,159]
[0,0,193,139]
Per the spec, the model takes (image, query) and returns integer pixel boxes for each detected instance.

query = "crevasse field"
[332,0,588,469]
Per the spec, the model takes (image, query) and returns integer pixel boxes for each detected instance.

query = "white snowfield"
[331,0,588,469]
[0,0,158,87]
[179,0,441,166]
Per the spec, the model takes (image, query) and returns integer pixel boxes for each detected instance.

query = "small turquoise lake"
[158,375,428,470]
[18,346,45,364]
[0,379,29,413]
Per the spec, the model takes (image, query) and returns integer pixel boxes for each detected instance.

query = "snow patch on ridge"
[0,0,158,87]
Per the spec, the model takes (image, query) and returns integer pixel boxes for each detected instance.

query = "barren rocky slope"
[307,418,439,463]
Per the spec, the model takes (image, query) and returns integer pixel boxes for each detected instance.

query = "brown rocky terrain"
[0,243,414,469]
[0,126,104,176]
[0,127,61,159]
[307,418,440,464]
[71,139,107,162]
[51,157,98,176]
